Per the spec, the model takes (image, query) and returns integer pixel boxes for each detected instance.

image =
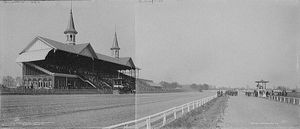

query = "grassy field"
[0,91,216,128]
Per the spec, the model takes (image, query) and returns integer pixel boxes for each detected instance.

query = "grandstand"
[15,9,138,94]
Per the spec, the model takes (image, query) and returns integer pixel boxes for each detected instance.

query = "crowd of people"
[33,61,136,92]
[217,90,238,97]
[245,90,288,97]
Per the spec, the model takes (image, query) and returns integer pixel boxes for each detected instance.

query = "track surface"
[220,94,300,129]
[0,91,215,128]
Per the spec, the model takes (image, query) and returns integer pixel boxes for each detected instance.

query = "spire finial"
[64,0,77,45]
[111,25,120,58]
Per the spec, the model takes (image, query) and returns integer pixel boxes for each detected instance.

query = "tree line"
[159,81,216,91]
[1,76,22,88]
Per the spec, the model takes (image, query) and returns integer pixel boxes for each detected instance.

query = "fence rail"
[267,95,300,106]
[104,94,218,129]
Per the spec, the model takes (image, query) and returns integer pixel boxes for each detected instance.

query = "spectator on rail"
[266,91,269,97]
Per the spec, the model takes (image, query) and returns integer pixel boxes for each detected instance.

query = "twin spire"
[64,9,78,35]
[64,6,120,58]
[111,31,120,58]
[64,9,77,45]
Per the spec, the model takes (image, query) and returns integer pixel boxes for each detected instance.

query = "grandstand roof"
[17,36,136,69]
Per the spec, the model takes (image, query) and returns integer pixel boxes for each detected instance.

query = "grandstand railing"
[77,75,98,88]
[267,95,300,106]
[103,94,217,129]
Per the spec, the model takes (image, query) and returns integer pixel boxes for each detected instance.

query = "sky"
[135,0,299,88]
[1,0,300,88]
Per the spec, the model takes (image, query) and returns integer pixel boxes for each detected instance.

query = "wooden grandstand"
[15,9,138,94]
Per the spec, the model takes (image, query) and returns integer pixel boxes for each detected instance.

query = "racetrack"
[0,91,215,128]
[220,94,300,129]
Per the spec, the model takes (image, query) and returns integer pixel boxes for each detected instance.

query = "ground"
[0,91,215,128]
[161,96,228,129]
[219,94,300,129]
[162,93,300,129]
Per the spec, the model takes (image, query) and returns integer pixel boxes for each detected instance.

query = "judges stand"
[255,80,269,97]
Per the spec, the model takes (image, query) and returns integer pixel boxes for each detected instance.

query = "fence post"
[182,106,184,115]
[285,97,287,103]
[146,117,151,129]
[162,113,166,126]
[193,102,195,110]
[174,109,177,119]
[187,104,190,112]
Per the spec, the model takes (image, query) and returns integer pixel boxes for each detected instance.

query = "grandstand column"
[66,77,68,89]
[50,76,54,89]
[134,70,136,77]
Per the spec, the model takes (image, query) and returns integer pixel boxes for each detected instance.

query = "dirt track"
[219,94,300,129]
[0,91,215,128]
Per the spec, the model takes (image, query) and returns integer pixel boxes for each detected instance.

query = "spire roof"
[64,9,78,34]
[111,31,120,50]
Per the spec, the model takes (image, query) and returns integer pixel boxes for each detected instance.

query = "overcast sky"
[1,0,299,88]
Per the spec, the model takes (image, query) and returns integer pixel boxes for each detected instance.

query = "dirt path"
[162,96,228,129]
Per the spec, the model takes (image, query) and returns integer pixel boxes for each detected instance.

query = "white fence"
[104,94,218,129]
[267,95,300,106]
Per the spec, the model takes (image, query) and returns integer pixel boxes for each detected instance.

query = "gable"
[27,39,51,52]
[127,58,135,68]
[80,47,94,58]
[20,37,55,54]
[79,45,98,59]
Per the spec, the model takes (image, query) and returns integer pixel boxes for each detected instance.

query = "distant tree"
[2,76,16,88]
[190,83,198,89]
[189,83,201,92]
[160,81,182,89]
[202,83,209,90]
[276,86,287,91]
